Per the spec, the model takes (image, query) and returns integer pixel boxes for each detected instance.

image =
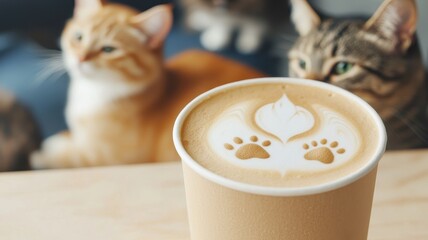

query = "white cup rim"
[173,77,387,196]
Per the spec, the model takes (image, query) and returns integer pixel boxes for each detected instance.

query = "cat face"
[62,0,172,87]
[288,0,424,119]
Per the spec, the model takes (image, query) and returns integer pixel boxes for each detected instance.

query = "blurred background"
[0,0,427,140]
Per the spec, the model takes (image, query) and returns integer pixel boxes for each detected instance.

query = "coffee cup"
[173,77,386,240]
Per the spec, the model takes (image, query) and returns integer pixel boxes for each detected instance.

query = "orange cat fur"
[30,0,265,169]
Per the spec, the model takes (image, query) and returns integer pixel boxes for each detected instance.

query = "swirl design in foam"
[208,94,361,175]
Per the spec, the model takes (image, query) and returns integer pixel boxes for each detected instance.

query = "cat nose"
[78,52,95,62]
[78,54,89,62]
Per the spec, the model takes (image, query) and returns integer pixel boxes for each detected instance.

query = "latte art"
[208,94,360,175]
[256,95,314,143]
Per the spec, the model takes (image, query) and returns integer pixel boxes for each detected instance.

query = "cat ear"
[363,0,417,53]
[131,5,173,49]
[290,0,321,36]
[74,0,106,18]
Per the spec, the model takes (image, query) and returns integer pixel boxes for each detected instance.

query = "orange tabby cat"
[30,0,264,169]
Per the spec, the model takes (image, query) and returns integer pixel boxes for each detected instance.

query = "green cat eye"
[75,33,83,42]
[333,61,354,75]
[101,46,116,53]
[298,59,306,70]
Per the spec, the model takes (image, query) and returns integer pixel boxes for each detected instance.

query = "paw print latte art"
[302,139,345,164]
[181,82,381,187]
[224,136,271,160]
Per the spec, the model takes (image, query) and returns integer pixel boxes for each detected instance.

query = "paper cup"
[173,78,387,240]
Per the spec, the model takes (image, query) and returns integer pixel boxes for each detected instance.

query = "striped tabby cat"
[0,88,40,171]
[287,0,427,149]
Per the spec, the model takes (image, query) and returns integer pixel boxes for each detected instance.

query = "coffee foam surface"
[181,83,379,187]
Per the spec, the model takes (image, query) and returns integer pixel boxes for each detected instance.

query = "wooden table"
[0,150,427,240]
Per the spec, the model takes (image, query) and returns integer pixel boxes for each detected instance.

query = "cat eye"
[101,46,116,53]
[332,61,354,75]
[75,32,83,42]
[298,59,306,70]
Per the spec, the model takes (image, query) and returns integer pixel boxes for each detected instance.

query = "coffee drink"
[176,78,386,240]
[180,81,380,188]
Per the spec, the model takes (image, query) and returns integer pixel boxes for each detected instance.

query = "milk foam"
[208,94,360,175]
[256,95,314,143]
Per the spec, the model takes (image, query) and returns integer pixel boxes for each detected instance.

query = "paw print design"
[302,139,345,164]
[224,136,271,160]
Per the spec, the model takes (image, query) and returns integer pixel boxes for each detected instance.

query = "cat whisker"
[34,69,64,85]
[269,44,291,57]
[278,34,298,43]
[394,107,428,133]
[390,109,428,144]
[36,58,63,67]
[36,55,63,63]
[383,120,402,143]
[32,49,63,59]
[274,44,292,51]
[36,53,63,58]
[269,50,289,58]
[32,48,62,54]
[36,58,64,69]
[50,69,67,83]
[34,56,67,85]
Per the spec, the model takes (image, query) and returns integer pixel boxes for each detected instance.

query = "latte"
[179,79,382,188]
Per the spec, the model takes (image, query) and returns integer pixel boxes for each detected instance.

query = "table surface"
[0,150,427,240]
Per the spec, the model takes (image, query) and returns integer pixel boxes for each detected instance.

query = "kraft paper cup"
[173,78,387,240]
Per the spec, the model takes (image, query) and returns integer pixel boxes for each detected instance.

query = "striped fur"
[287,0,427,149]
